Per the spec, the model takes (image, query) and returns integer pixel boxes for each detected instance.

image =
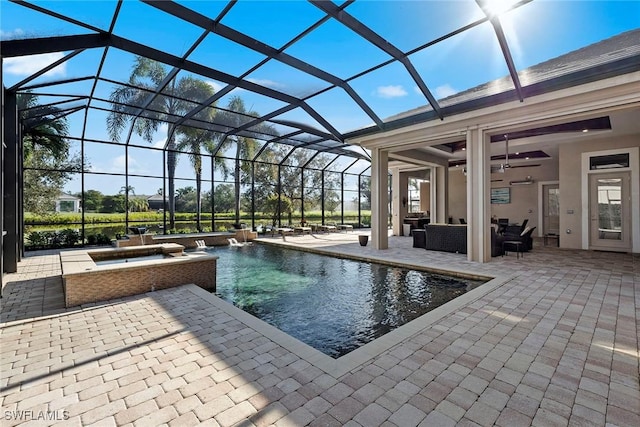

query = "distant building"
[55,193,81,213]
[147,194,167,211]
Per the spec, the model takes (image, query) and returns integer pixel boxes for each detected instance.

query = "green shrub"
[87,233,110,245]
[46,231,62,248]
[26,229,80,249]
[96,233,111,245]
[26,231,48,248]
[59,229,80,247]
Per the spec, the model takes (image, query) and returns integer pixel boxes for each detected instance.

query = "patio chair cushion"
[520,226,532,237]
[424,224,467,254]
[417,224,503,256]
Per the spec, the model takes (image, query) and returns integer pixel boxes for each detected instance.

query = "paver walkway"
[1,234,638,426]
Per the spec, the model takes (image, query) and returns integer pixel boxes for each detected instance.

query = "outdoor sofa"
[413,224,504,256]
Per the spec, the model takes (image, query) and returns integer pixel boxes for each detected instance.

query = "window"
[590,153,629,170]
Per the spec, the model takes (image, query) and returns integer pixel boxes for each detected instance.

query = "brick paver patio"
[1,234,638,426]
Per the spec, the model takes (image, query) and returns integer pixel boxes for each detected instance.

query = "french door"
[542,184,560,236]
[589,172,631,251]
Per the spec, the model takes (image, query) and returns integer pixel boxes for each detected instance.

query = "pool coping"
[189,269,513,378]
[257,238,493,282]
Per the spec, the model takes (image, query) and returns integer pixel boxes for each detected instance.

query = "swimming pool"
[214,244,485,358]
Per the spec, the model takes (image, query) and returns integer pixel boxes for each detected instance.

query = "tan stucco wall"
[558,134,639,249]
[448,169,467,223]
[420,181,430,214]
[491,161,559,231]
[448,160,559,228]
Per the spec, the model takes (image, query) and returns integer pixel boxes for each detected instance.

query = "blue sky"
[2,0,639,195]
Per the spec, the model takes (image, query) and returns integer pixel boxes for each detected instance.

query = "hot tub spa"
[60,243,217,307]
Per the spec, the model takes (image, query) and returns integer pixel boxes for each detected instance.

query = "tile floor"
[1,234,638,426]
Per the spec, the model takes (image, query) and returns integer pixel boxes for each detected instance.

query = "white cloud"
[247,78,286,90]
[153,138,167,149]
[3,52,67,77]
[0,28,25,39]
[375,85,407,99]
[152,124,168,148]
[111,155,127,170]
[434,84,457,99]
[112,154,145,174]
[205,80,224,93]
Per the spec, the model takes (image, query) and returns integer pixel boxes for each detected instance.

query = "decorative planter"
[358,235,369,246]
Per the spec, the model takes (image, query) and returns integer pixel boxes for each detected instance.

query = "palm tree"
[119,185,135,196]
[214,96,276,225]
[119,185,136,212]
[107,56,215,229]
[18,91,69,159]
[175,127,217,231]
[125,196,148,213]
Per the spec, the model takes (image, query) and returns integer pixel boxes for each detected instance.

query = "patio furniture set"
[267,222,354,238]
[412,220,536,258]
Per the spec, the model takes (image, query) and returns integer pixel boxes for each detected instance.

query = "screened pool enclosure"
[2,1,391,250]
[3,0,638,267]
[10,67,374,247]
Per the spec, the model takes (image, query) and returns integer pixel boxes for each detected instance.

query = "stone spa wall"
[60,244,217,307]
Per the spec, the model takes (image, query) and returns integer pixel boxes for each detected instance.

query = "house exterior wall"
[448,170,466,223]
[559,134,639,250]
[448,159,559,230]
[419,181,430,214]
[55,195,81,213]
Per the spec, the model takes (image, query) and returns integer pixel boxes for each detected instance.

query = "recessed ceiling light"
[582,129,589,133]
[462,147,466,151]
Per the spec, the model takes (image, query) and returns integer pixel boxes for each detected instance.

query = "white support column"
[428,166,448,224]
[466,128,492,262]
[371,148,389,249]
[391,168,408,236]
[436,165,448,223]
[430,167,437,222]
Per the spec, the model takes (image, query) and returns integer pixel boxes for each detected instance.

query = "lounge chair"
[275,227,294,238]
[195,240,208,251]
[293,225,312,235]
[336,223,353,232]
[322,224,337,233]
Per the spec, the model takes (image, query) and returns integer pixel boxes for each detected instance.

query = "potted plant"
[358,235,368,246]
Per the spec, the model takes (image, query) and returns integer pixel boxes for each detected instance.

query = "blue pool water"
[214,244,484,358]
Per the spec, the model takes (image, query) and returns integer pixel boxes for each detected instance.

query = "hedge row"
[24,211,368,225]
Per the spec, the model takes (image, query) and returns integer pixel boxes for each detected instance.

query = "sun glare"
[484,0,535,70]
[483,0,522,18]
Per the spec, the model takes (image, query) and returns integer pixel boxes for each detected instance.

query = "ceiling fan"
[490,134,542,173]
[491,134,511,173]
